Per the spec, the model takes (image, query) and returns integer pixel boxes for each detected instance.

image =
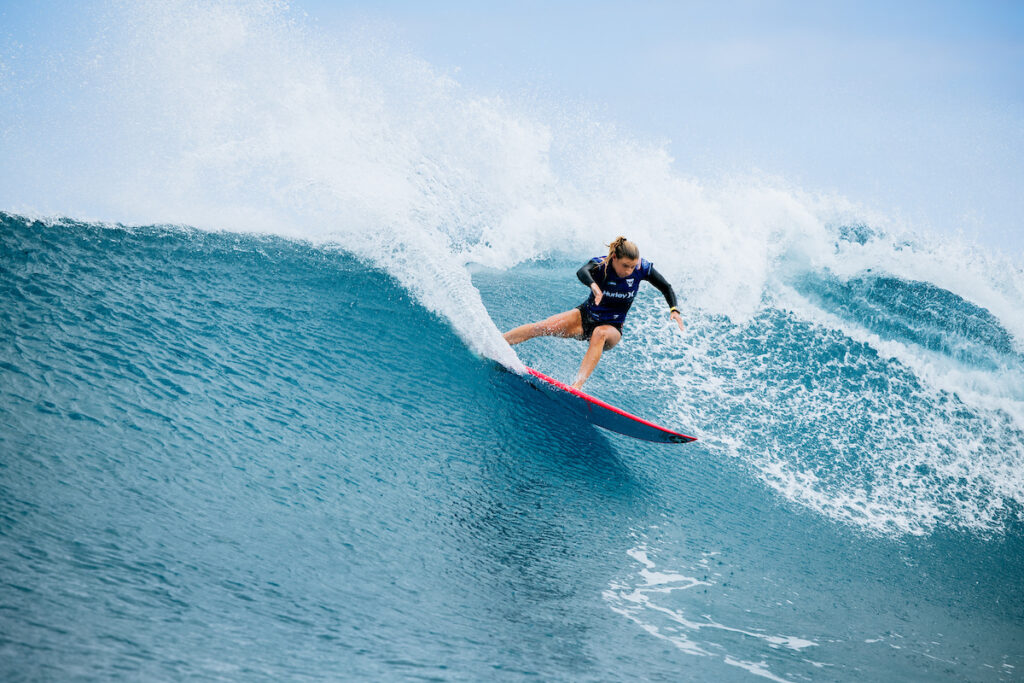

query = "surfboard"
[522,366,696,444]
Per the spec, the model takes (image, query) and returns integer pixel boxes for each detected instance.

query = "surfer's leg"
[503,309,583,345]
[571,325,621,389]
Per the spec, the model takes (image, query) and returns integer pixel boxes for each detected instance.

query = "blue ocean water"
[3,2,1024,679]
[2,213,1022,681]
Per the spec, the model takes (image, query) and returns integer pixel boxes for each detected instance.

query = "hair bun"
[603,237,639,270]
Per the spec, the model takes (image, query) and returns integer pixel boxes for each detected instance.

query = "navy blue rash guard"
[576,256,678,325]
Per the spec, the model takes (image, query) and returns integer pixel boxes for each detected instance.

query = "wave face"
[3,213,1023,681]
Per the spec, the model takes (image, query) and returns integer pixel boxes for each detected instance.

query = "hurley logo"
[626,278,634,286]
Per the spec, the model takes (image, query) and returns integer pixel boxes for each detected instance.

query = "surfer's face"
[611,256,638,278]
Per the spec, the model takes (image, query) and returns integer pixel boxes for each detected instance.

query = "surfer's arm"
[576,261,604,304]
[647,266,685,331]
[646,266,678,309]
[576,261,601,287]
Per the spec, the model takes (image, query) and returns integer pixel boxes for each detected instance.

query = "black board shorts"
[576,303,623,341]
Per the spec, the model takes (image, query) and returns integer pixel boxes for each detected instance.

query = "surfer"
[503,236,684,389]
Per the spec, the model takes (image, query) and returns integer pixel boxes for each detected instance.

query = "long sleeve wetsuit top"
[575,257,678,324]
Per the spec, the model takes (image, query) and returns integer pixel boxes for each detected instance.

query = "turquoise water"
[2,213,1022,681]
[2,2,1024,679]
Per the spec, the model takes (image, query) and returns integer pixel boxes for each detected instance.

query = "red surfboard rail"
[523,366,696,444]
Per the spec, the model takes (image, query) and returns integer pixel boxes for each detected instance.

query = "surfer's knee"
[592,325,620,350]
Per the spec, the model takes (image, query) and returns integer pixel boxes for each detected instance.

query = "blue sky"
[2,0,1022,253]
[300,0,1024,253]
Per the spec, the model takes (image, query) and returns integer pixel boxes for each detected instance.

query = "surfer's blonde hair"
[604,236,639,272]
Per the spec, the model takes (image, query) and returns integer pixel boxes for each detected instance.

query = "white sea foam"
[606,537,817,679]
[642,299,1024,536]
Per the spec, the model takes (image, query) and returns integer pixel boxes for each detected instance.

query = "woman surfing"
[503,237,684,389]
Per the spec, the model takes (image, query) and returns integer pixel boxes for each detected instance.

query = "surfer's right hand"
[591,283,603,305]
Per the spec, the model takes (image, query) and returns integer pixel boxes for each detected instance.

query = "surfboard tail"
[523,367,697,444]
